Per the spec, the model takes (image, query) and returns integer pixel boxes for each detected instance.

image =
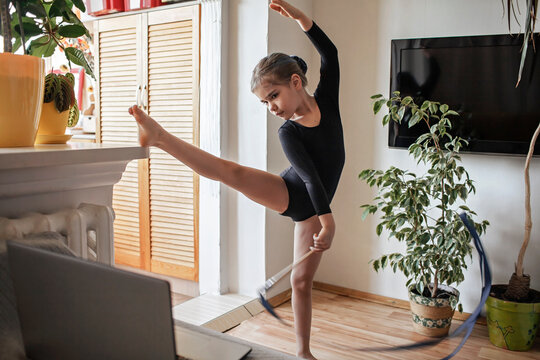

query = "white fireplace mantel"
[0,143,148,218]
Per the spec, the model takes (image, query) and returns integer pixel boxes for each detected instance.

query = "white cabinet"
[94,5,200,281]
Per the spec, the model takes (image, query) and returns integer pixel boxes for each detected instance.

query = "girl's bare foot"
[298,353,317,360]
[128,105,166,147]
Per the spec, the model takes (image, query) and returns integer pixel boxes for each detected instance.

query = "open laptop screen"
[7,241,177,360]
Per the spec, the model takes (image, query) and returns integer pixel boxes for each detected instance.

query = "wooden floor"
[171,291,193,307]
[226,289,540,360]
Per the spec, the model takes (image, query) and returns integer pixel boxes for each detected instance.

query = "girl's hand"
[310,225,334,253]
[128,105,166,148]
[269,0,304,20]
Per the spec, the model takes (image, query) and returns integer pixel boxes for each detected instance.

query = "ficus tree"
[359,92,489,302]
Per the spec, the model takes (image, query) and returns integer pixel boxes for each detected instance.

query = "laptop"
[7,241,251,360]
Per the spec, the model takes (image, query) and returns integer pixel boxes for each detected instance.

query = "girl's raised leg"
[129,106,289,213]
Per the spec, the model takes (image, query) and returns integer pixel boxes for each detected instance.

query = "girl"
[129,1,343,358]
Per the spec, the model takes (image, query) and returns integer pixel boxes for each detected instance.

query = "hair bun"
[290,55,308,74]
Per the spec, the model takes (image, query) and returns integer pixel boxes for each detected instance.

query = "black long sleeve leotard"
[278,22,345,222]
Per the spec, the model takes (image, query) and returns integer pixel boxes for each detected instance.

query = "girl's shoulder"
[279,120,296,133]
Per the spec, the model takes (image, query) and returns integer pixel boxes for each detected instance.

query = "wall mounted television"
[390,33,540,156]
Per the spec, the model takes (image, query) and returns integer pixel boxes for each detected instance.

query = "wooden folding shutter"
[95,15,144,268]
[145,6,200,280]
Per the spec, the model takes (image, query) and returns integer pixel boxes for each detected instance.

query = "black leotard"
[279,22,345,222]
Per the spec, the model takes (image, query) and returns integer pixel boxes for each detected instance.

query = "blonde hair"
[251,53,308,92]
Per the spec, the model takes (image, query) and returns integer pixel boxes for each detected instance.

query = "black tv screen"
[390,33,540,155]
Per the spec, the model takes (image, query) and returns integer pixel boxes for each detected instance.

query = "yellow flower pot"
[35,102,72,144]
[37,102,70,135]
[0,53,45,147]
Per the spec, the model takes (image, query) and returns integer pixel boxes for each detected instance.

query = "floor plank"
[171,291,192,307]
[226,289,540,359]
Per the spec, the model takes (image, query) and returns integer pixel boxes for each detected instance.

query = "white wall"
[310,0,540,312]
[225,0,269,294]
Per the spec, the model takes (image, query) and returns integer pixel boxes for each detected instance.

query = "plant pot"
[486,284,540,351]
[35,102,71,144]
[408,284,460,337]
[0,53,45,147]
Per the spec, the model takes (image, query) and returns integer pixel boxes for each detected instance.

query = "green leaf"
[65,72,75,86]
[64,47,95,79]
[381,255,388,268]
[71,0,86,12]
[402,96,413,106]
[409,113,421,128]
[370,94,383,99]
[44,73,61,103]
[373,99,385,115]
[49,0,68,18]
[28,36,57,58]
[54,75,75,112]
[361,206,371,221]
[417,282,425,295]
[67,101,80,127]
[397,106,406,121]
[58,25,86,38]
[440,104,449,113]
[14,21,42,39]
[376,223,383,236]
[421,101,430,111]
[60,7,90,37]
[25,3,48,17]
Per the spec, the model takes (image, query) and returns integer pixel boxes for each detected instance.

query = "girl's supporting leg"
[129,106,289,213]
[291,215,323,360]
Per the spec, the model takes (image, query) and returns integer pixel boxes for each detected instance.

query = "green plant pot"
[486,287,540,351]
[408,284,459,337]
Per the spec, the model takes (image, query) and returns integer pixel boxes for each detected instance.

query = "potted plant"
[482,2,540,351]
[484,122,540,351]
[35,72,79,144]
[359,91,489,337]
[0,0,93,147]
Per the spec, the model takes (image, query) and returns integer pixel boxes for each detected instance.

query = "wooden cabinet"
[94,5,200,281]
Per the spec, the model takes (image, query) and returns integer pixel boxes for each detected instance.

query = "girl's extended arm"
[269,0,313,31]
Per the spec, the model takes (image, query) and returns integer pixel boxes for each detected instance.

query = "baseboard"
[268,288,292,308]
[313,281,487,325]
[115,263,199,297]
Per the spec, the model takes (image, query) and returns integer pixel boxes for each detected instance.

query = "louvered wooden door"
[96,5,200,281]
[145,7,200,280]
[95,15,144,268]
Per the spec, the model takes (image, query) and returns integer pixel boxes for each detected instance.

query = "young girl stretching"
[129,1,343,358]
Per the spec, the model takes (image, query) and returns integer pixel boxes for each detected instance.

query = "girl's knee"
[291,271,313,293]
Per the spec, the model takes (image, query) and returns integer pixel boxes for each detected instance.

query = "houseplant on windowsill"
[36,72,80,144]
[359,92,489,337]
[0,0,93,147]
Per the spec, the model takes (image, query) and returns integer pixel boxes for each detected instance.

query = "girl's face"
[253,75,302,120]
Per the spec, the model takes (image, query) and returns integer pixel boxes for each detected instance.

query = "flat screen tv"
[390,33,540,156]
